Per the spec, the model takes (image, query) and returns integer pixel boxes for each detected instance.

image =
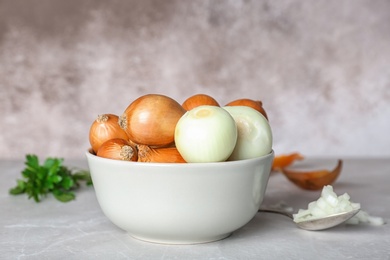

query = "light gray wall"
[1,0,389,159]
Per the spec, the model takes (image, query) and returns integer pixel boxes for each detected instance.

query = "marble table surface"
[1,157,389,260]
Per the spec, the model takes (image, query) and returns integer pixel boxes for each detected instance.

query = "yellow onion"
[97,138,137,161]
[225,98,268,120]
[89,114,129,153]
[119,94,186,147]
[137,144,186,163]
[182,94,220,111]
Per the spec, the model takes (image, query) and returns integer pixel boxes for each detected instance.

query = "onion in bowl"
[223,106,272,161]
[174,105,237,163]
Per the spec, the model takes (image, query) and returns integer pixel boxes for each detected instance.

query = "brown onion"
[118,94,186,147]
[137,144,186,163]
[97,138,137,161]
[182,94,220,111]
[89,114,129,153]
[225,98,268,120]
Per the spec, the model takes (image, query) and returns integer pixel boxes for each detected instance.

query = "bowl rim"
[86,148,274,167]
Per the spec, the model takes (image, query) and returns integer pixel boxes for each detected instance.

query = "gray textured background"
[1,0,389,159]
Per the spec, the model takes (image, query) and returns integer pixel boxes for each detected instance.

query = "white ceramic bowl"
[86,150,274,244]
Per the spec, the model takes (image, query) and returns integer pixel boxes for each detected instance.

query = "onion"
[293,185,361,223]
[174,105,237,163]
[225,98,268,120]
[89,114,129,153]
[137,144,186,163]
[182,94,220,111]
[346,211,385,226]
[118,94,186,147]
[97,138,137,161]
[223,106,272,160]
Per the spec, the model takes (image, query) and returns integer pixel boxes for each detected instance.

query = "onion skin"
[89,114,129,153]
[137,145,186,163]
[97,138,138,161]
[182,94,220,111]
[119,94,186,147]
[225,99,268,120]
[281,160,343,190]
[272,153,304,171]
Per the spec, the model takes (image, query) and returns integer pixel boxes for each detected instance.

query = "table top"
[1,157,389,260]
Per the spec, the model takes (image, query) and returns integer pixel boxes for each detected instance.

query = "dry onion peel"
[272,153,304,171]
[281,160,343,190]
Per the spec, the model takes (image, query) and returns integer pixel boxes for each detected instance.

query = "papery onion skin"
[225,98,268,120]
[137,144,186,163]
[182,94,220,111]
[272,153,304,171]
[223,106,272,161]
[281,160,343,190]
[89,114,129,153]
[175,105,237,163]
[97,138,138,161]
[118,94,186,147]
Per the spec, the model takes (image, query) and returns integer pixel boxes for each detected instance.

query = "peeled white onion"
[222,106,272,160]
[174,105,237,163]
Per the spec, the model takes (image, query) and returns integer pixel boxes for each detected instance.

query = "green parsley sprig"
[9,154,93,202]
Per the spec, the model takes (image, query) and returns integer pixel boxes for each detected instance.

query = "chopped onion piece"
[293,185,361,223]
[273,186,386,227]
[316,197,329,211]
[346,210,386,226]
[308,201,316,210]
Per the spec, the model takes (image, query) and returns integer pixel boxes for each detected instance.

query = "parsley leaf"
[9,154,93,203]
